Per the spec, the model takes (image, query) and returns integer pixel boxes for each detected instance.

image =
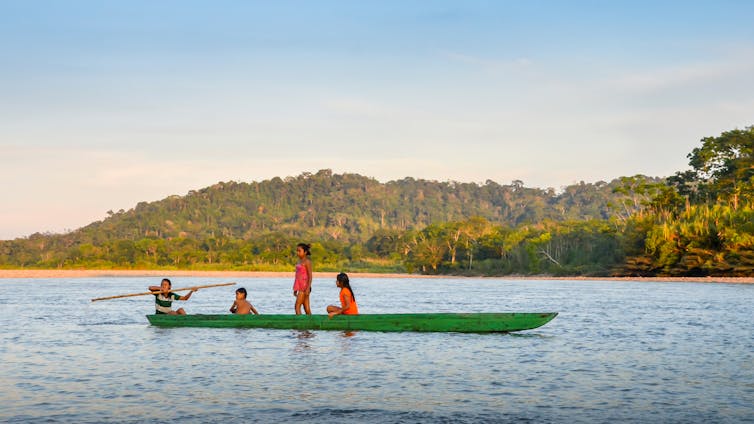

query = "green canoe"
[146,312,557,333]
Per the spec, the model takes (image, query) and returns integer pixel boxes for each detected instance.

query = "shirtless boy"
[229,287,259,315]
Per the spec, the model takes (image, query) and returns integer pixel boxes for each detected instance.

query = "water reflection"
[335,330,357,353]
[292,330,315,352]
[507,332,555,339]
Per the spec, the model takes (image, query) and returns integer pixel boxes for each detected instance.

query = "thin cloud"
[439,50,533,71]
[321,97,399,119]
[608,55,754,94]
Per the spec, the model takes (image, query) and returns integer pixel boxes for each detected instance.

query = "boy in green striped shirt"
[149,278,196,315]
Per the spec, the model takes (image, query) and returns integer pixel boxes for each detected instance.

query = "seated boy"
[149,278,195,315]
[229,287,259,315]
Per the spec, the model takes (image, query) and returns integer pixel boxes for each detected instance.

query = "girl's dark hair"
[297,243,311,256]
[336,272,355,302]
[236,287,247,298]
[162,278,172,287]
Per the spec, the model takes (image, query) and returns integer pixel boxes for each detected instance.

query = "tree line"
[1,126,752,276]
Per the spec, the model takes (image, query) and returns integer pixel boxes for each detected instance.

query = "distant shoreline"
[0,269,752,283]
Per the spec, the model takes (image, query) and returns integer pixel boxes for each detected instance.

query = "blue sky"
[1,1,753,239]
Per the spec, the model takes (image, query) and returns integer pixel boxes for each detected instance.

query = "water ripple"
[1,277,753,423]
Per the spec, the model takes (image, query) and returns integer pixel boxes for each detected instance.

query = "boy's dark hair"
[162,278,172,287]
[236,287,247,298]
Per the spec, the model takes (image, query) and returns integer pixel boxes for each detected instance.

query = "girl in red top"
[327,272,358,317]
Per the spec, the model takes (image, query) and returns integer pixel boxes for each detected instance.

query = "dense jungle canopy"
[2,126,752,276]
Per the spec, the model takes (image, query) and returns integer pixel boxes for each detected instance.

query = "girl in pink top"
[293,243,313,315]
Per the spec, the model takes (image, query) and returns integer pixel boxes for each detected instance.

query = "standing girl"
[327,272,359,317]
[293,243,313,315]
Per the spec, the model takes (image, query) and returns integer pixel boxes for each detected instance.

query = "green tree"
[686,126,754,209]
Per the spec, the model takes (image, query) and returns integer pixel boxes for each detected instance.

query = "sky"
[1,0,753,240]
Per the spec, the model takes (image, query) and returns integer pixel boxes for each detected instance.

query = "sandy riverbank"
[0,269,752,283]
[0,269,421,279]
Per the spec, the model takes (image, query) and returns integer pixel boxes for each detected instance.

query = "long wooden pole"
[91,282,237,302]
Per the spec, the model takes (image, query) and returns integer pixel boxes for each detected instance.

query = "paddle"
[90,282,237,302]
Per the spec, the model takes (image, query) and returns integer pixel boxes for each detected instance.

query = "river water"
[1,277,752,423]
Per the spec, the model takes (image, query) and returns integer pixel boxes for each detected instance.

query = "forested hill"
[2,125,752,276]
[0,169,665,274]
[50,170,653,244]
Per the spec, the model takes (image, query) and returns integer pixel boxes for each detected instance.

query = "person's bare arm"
[179,289,196,301]
[305,260,313,291]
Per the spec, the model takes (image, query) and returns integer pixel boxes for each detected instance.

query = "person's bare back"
[230,288,259,315]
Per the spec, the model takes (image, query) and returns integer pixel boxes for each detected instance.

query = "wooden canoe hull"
[146,312,557,333]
